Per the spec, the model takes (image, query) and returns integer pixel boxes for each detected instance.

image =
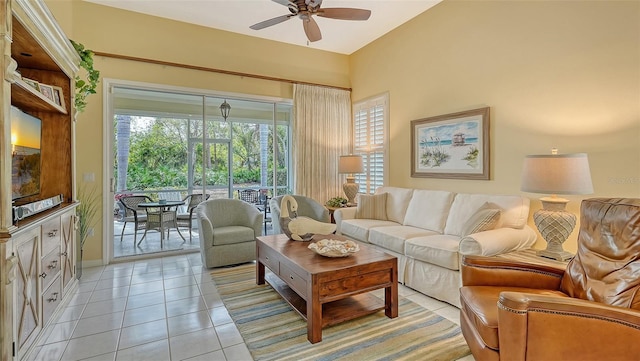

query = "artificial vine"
[70,40,100,113]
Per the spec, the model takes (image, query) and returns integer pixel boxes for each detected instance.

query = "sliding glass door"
[108,82,291,260]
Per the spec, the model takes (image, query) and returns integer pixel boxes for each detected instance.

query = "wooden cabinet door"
[1,241,16,361]
[61,210,75,292]
[14,228,41,352]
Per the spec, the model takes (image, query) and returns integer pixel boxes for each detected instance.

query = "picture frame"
[411,107,490,180]
[52,86,66,111]
[21,77,40,92]
[39,83,55,102]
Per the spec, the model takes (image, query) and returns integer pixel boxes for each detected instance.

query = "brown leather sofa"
[459,198,640,361]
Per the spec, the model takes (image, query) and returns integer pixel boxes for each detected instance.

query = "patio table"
[138,200,186,247]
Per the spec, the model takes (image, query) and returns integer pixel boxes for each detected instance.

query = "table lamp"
[338,155,364,205]
[520,150,593,260]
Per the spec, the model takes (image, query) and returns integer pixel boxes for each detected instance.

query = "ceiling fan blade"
[317,8,371,21]
[302,16,322,42]
[250,14,294,30]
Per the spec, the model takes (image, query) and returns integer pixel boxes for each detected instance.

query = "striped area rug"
[211,264,471,361]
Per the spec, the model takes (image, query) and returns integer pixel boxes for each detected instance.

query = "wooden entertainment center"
[0,1,80,360]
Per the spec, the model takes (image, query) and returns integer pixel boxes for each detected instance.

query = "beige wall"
[48,0,639,261]
[47,0,350,262]
[350,0,640,251]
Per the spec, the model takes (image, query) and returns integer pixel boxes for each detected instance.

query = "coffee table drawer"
[258,243,280,273]
[280,263,307,298]
[320,269,392,298]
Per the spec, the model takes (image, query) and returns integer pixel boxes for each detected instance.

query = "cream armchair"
[196,198,263,268]
[269,195,330,234]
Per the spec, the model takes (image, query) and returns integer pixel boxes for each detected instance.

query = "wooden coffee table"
[256,234,398,343]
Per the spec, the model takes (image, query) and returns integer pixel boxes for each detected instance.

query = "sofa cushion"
[462,204,501,236]
[368,226,437,254]
[212,226,255,246]
[444,194,530,236]
[356,193,388,220]
[375,187,414,224]
[340,219,399,243]
[403,190,455,232]
[405,235,462,270]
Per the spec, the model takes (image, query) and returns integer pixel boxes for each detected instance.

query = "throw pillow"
[356,193,388,220]
[462,204,501,236]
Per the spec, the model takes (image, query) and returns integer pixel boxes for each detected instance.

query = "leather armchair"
[459,198,640,361]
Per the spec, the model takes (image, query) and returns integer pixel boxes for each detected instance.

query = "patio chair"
[119,195,152,244]
[258,191,272,234]
[238,189,260,205]
[176,193,210,242]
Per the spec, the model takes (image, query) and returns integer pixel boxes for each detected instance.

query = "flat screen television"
[11,105,42,202]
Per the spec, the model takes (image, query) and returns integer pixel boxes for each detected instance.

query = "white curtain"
[292,84,352,204]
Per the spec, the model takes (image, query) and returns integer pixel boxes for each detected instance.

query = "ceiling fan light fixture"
[306,0,322,10]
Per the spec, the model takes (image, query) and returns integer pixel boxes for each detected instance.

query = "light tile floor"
[113,221,202,259]
[113,217,273,259]
[28,253,474,361]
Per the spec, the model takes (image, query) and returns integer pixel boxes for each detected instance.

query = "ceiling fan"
[250,0,371,43]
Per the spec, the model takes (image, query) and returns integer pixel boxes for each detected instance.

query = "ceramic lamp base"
[533,197,576,261]
[343,177,359,205]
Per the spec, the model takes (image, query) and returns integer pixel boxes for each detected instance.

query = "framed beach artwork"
[411,107,490,180]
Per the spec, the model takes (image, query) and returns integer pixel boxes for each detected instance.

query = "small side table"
[495,248,570,270]
[326,206,340,224]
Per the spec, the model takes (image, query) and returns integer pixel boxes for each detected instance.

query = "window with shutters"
[352,93,388,194]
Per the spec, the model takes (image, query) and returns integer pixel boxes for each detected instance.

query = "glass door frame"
[102,78,292,265]
[202,138,232,200]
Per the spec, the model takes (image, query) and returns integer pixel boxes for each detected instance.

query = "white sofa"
[334,186,537,307]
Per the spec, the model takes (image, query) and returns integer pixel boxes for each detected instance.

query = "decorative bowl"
[308,239,360,258]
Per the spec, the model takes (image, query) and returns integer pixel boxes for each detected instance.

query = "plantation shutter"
[353,94,388,194]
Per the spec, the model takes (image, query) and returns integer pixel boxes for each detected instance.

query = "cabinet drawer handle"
[48,260,58,269]
[290,275,294,280]
[48,292,59,302]
[48,229,58,237]
[39,272,47,279]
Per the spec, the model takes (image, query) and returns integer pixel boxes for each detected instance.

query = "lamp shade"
[338,155,364,174]
[520,153,593,195]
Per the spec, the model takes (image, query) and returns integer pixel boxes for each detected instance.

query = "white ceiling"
[84,0,442,54]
